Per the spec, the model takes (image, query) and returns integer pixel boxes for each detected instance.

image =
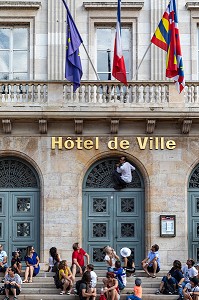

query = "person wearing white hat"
[120,248,135,277]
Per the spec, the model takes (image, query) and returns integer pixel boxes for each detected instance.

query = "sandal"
[22,280,28,283]
[28,279,32,283]
[60,291,66,295]
[66,291,71,295]
[152,274,156,278]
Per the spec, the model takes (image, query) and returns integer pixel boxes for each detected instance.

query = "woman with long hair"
[79,271,96,300]
[103,272,119,300]
[58,260,74,295]
[23,246,40,283]
[48,247,61,272]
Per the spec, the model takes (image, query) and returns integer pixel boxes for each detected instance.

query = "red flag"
[112,0,127,85]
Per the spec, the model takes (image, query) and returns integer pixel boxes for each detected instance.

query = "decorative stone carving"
[2,119,11,134]
[75,119,83,134]
[0,1,41,9]
[182,119,192,134]
[185,2,199,10]
[111,119,119,134]
[83,2,144,10]
[39,119,47,134]
[146,120,156,134]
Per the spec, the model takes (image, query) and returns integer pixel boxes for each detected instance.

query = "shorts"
[71,264,86,274]
[0,265,8,272]
[4,284,20,295]
[147,265,160,273]
[162,276,177,285]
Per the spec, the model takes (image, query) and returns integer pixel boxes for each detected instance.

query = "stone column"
[150,0,166,80]
[48,0,70,80]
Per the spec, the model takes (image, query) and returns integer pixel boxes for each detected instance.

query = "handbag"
[99,294,107,300]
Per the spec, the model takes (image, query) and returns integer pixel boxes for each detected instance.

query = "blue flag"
[62,0,83,92]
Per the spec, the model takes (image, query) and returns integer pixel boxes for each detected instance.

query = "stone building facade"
[0,0,199,270]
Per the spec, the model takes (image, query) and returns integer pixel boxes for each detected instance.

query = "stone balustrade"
[0,81,198,109]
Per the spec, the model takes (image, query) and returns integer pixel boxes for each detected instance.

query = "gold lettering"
[160,137,164,150]
[137,137,148,150]
[108,137,118,150]
[84,140,93,150]
[64,137,75,149]
[95,137,99,150]
[120,140,129,150]
[51,137,62,150]
[166,140,176,150]
[75,137,83,149]
[149,137,153,150]
[155,137,159,150]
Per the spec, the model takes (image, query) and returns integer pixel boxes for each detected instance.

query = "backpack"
[0,286,5,295]
[75,279,83,295]
[162,278,175,295]
[117,278,125,290]
[53,270,63,289]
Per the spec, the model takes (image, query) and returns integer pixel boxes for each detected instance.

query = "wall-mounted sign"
[160,215,176,237]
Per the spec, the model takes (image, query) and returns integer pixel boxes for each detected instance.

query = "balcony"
[0,80,198,116]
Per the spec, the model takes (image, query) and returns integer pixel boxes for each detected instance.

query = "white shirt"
[185,282,199,292]
[0,250,7,264]
[90,270,97,288]
[182,266,198,282]
[117,162,135,183]
[104,252,117,268]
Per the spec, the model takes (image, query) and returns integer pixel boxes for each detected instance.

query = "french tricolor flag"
[112,0,127,85]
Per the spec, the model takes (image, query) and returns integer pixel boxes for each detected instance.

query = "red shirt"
[72,248,86,267]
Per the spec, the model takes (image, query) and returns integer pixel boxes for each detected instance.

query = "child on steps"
[126,278,142,300]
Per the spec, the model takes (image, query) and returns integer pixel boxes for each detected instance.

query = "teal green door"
[188,165,199,261]
[83,158,145,269]
[0,157,40,262]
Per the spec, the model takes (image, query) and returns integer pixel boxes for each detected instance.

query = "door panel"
[0,191,39,262]
[188,193,199,260]
[83,190,144,268]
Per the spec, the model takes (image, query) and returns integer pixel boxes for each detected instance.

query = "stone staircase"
[0,270,179,300]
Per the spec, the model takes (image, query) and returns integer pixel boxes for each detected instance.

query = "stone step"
[5,281,160,289]
[0,294,179,300]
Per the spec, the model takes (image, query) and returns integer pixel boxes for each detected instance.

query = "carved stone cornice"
[75,119,83,134]
[0,1,41,9]
[39,119,47,134]
[83,2,144,10]
[181,119,192,134]
[185,2,199,10]
[111,119,119,134]
[2,119,11,134]
[146,120,156,134]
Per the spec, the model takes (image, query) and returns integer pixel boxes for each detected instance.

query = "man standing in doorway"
[71,243,89,277]
[113,156,135,190]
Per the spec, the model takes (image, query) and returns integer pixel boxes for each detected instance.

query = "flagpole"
[82,43,100,80]
[132,43,151,80]
[61,0,100,81]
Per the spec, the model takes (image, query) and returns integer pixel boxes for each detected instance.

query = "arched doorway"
[0,156,40,261]
[188,165,199,262]
[82,157,145,268]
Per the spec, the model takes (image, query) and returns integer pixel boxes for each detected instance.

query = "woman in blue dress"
[23,246,40,283]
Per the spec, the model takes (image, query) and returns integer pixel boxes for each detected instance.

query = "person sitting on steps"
[59,260,75,295]
[3,266,22,300]
[23,245,40,283]
[141,244,160,278]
